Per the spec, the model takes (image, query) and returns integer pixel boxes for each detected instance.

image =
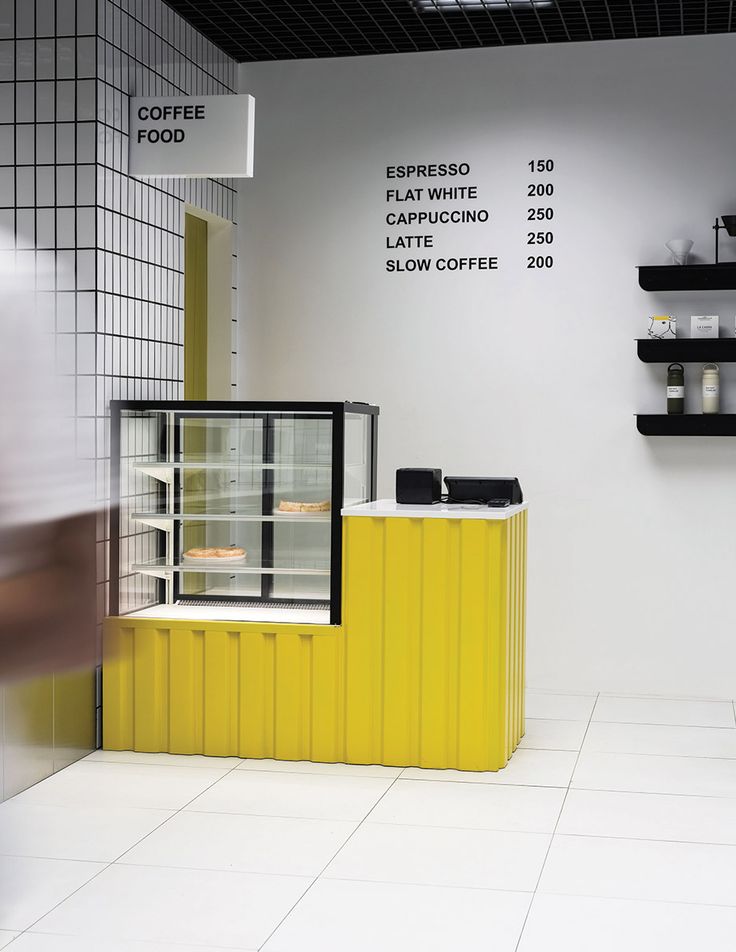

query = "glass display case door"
[172,410,335,610]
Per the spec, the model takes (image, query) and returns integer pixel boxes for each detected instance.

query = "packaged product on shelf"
[691,315,719,338]
[648,315,676,339]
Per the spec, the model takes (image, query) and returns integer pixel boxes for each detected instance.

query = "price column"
[526,159,555,270]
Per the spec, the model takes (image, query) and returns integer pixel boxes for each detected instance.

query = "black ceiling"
[163,1,736,62]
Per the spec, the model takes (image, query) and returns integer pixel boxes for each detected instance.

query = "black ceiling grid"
[162,1,736,61]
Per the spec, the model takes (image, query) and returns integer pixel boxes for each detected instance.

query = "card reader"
[444,477,523,506]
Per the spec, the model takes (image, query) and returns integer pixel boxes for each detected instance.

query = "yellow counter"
[104,503,527,771]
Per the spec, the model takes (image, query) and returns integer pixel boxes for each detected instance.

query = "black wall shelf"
[638,264,736,291]
[637,339,736,363]
[636,415,736,436]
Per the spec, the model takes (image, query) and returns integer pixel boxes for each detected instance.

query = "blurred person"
[0,241,96,682]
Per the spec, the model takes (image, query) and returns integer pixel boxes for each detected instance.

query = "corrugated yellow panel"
[520,510,528,735]
[505,517,516,759]
[132,626,169,752]
[440,519,462,768]
[239,629,274,758]
[273,631,308,761]
[103,511,526,772]
[339,513,525,772]
[382,517,422,765]
[343,516,385,765]
[203,629,238,756]
[169,629,204,754]
[485,520,515,770]
[456,520,492,770]
[419,518,453,767]
[102,625,134,750]
[515,513,524,750]
[311,631,344,763]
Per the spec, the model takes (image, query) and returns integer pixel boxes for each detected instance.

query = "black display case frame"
[110,400,379,625]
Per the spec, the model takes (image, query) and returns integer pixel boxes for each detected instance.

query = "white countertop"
[342,499,528,520]
[127,604,331,625]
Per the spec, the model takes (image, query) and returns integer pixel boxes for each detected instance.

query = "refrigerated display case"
[110,401,378,625]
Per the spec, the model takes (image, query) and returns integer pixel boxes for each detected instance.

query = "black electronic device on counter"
[444,476,523,506]
[396,468,442,505]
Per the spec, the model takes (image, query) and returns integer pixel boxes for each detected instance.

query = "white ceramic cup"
[665,238,694,266]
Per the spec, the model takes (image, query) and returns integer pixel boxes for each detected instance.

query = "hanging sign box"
[129,94,255,178]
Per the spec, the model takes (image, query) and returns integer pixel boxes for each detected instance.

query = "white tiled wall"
[95,0,239,639]
[0,0,239,769]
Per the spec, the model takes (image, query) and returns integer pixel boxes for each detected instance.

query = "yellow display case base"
[104,510,526,771]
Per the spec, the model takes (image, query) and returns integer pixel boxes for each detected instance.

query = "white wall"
[238,34,736,699]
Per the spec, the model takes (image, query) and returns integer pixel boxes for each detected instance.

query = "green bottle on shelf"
[667,363,685,414]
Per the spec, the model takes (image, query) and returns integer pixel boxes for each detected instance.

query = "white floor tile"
[12,761,230,811]
[583,721,736,759]
[519,718,587,751]
[120,810,356,876]
[85,750,242,770]
[33,864,310,950]
[369,778,565,832]
[0,802,173,862]
[539,834,736,905]
[572,750,736,798]
[402,749,577,787]
[518,893,736,952]
[558,788,736,844]
[263,878,531,952]
[0,855,105,931]
[14,937,248,952]
[594,696,734,728]
[525,692,597,721]
[0,932,18,950]
[324,822,550,891]
[185,768,393,821]
[236,758,402,779]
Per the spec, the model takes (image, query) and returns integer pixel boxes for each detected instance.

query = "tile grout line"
[88,756,403,776]
[512,693,600,952]
[7,691,736,946]
[255,774,404,952]
[520,831,736,850]
[15,758,246,941]
[530,691,735,704]
[585,718,736,731]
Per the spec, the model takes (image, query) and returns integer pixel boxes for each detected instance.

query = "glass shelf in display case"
[110,401,379,625]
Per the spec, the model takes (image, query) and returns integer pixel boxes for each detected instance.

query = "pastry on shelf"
[183,546,246,559]
[278,499,331,513]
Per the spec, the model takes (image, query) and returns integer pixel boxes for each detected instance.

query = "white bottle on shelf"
[702,363,720,414]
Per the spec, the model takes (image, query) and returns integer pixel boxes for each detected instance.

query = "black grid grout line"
[372,0,423,51]
[490,0,527,45]
[525,1,551,43]
[95,160,239,200]
[176,0,300,61]
[104,0,239,91]
[628,0,640,38]
[355,0,419,52]
[159,0,736,61]
[266,0,351,55]
[95,34,236,97]
[560,0,580,43]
